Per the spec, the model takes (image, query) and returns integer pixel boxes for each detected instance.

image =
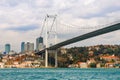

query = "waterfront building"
[100,55,119,61]
[5,44,11,54]
[24,42,34,52]
[36,37,44,51]
[21,42,25,52]
[0,62,5,68]
[78,62,88,68]
[9,50,16,55]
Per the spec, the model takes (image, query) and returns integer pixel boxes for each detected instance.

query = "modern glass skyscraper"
[21,42,25,52]
[5,44,11,53]
[36,37,43,50]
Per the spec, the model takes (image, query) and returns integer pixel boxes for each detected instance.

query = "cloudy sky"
[0,0,120,52]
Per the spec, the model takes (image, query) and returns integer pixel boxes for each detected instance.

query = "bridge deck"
[36,22,120,54]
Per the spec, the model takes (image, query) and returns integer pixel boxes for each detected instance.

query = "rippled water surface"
[0,68,120,80]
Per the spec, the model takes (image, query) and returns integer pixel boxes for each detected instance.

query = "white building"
[0,62,5,68]
[78,62,88,68]
[24,42,34,52]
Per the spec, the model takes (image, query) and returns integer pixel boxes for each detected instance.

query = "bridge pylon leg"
[45,49,48,67]
[55,50,58,67]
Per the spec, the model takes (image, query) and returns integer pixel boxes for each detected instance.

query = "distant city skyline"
[0,0,120,52]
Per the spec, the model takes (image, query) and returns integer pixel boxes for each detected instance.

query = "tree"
[89,63,96,68]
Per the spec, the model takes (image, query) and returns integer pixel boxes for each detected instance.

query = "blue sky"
[0,0,120,52]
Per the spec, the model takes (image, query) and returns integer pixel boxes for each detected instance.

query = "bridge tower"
[44,14,58,67]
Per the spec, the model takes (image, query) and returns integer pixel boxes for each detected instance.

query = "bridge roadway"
[36,22,120,54]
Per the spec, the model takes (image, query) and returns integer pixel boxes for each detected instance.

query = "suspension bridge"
[36,15,120,68]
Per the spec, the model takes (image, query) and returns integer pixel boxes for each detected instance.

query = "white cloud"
[84,0,95,5]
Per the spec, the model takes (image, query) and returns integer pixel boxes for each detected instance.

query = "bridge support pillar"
[55,50,58,67]
[45,49,48,67]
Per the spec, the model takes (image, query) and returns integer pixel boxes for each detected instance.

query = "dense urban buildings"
[5,44,11,54]
[57,45,120,68]
[0,44,120,68]
[20,36,44,53]
[21,42,35,52]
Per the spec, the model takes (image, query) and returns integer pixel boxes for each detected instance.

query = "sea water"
[0,68,120,80]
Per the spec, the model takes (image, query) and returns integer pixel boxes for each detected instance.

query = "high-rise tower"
[5,44,11,53]
[36,37,44,51]
[21,42,25,52]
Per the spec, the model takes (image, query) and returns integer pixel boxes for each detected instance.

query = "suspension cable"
[40,17,47,37]
[59,20,120,30]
